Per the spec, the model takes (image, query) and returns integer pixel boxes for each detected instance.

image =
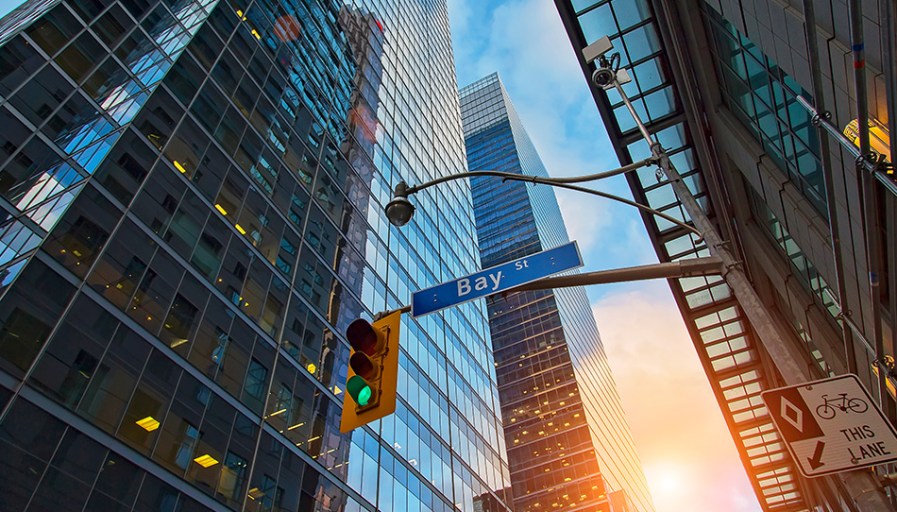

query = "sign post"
[761,374,897,477]
[411,241,583,317]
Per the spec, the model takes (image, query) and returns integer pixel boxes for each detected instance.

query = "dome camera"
[592,68,616,89]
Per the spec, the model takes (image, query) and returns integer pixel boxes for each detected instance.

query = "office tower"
[460,73,654,512]
[0,0,512,510]
[555,0,896,509]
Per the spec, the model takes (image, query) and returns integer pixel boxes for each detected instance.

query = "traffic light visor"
[350,352,376,379]
[347,375,372,406]
[346,319,380,355]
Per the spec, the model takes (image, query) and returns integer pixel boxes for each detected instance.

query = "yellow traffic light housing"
[340,310,401,432]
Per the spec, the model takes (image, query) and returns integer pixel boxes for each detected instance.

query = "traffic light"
[340,310,401,432]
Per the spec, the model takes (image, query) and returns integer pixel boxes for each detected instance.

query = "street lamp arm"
[402,157,658,194]
[391,162,699,237]
[546,156,659,183]
[538,179,702,238]
[402,170,533,195]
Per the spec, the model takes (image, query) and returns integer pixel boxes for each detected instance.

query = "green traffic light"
[347,375,372,406]
[358,386,372,406]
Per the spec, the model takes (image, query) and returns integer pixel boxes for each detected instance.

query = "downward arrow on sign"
[807,441,825,470]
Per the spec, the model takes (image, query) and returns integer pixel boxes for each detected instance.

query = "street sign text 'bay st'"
[411,241,583,318]
[761,374,897,478]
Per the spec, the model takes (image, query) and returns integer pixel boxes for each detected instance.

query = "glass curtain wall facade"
[0,0,511,511]
[459,73,653,512]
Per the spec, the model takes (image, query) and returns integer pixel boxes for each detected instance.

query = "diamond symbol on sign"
[780,397,804,433]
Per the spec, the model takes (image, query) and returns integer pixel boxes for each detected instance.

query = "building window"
[243,357,267,410]
[703,6,827,214]
[748,186,839,375]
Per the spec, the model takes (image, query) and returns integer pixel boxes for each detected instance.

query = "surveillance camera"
[582,36,613,64]
[592,67,632,90]
[592,67,616,89]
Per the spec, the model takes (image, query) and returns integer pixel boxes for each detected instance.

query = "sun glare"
[644,462,691,502]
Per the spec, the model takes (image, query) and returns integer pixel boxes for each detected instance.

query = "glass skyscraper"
[459,73,653,512]
[0,0,511,510]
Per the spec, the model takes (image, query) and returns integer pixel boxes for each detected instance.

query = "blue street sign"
[411,241,583,318]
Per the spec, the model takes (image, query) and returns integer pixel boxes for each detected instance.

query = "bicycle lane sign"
[761,374,897,478]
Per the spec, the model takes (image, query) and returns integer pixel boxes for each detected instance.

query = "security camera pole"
[604,61,807,378]
[586,39,892,511]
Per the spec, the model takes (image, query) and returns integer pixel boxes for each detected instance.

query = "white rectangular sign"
[761,374,897,478]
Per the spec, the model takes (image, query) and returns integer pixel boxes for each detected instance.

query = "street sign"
[411,241,583,318]
[761,374,897,478]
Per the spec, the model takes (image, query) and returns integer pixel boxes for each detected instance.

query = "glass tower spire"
[460,72,654,512]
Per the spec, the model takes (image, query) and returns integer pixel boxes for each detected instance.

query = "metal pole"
[394,258,723,308]
[513,256,723,291]
[848,0,894,424]
[848,0,871,156]
[403,158,658,194]
[612,79,811,385]
[800,0,859,376]
[395,169,702,236]
[884,0,897,166]
[795,95,897,197]
[613,70,895,511]
[842,470,893,511]
[882,71,897,492]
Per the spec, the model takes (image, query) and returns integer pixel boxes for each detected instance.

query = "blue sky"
[0,0,17,16]
[449,0,655,300]
[446,0,761,511]
[0,0,761,509]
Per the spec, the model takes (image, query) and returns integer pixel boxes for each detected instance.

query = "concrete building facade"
[555,0,896,509]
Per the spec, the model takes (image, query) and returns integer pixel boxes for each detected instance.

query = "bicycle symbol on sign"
[815,393,868,419]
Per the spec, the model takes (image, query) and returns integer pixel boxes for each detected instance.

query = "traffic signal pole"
[609,70,895,511]
[611,77,811,385]
[512,256,723,291]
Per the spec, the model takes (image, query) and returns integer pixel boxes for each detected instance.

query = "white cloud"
[449,0,617,178]
[481,0,620,177]
[445,0,474,56]
[555,182,658,278]
[448,0,646,275]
